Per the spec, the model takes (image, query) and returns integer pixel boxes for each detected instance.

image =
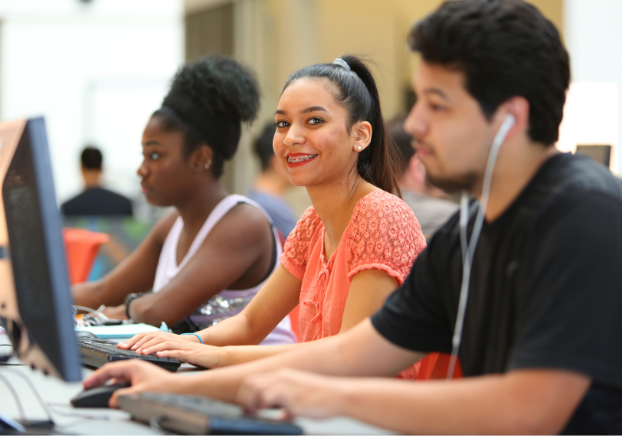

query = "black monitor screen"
[0,117,81,381]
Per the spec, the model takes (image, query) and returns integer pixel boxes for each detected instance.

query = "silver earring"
[205,159,212,170]
[357,146,362,150]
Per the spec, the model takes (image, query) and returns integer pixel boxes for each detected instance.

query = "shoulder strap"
[178,195,281,271]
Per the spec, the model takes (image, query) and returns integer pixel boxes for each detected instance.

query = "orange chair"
[63,228,109,284]
[416,352,463,381]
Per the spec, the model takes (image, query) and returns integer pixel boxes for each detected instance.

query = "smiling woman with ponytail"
[116,54,426,380]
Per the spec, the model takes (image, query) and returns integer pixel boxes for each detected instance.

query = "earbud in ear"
[504,114,516,127]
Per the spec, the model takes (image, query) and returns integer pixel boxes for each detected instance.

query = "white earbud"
[447,112,515,379]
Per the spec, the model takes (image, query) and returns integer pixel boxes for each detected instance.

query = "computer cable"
[73,305,104,314]
[4,370,55,425]
[0,371,119,432]
[0,372,26,423]
[46,403,114,422]
[74,305,114,327]
[446,114,516,380]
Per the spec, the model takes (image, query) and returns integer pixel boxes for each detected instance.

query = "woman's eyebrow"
[301,106,328,114]
[143,141,166,147]
[275,106,328,116]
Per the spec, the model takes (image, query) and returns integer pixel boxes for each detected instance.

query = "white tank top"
[153,194,296,345]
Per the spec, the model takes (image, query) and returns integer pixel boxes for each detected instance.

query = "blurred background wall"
[0,0,617,219]
[0,0,183,220]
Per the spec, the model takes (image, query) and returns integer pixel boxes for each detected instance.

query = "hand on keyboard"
[117,330,196,353]
[238,368,343,420]
[139,340,224,369]
[83,359,180,408]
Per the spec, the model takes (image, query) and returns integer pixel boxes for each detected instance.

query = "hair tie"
[333,58,351,71]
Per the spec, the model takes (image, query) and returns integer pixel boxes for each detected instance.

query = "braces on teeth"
[288,155,317,163]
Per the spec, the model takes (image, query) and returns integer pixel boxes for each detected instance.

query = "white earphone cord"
[446,114,515,379]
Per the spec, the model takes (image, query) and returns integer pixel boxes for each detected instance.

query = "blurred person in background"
[247,122,297,239]
[72,55,296,345]
[61,146,133,216]
[115,55,425,379]
[388,116,457,238]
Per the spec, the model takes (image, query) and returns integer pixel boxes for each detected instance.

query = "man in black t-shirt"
[84,1,622,433]
[61,146,133,216]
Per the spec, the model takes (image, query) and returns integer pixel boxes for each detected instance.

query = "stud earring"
[205,159,212,170]
[357,146,362,150]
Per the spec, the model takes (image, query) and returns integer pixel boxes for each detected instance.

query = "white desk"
[0,333,391,435]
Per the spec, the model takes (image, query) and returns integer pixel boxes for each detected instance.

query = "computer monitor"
[575,144,612,168]
[0,117,81,382]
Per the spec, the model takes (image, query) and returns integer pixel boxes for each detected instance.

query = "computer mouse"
[70,382,131,408]
[75,330,98,339]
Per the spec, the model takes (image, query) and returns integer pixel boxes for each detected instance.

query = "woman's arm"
[133,268,398,368]
[71,212,175,309]
[122,264,301,355]
[127,204,290,327]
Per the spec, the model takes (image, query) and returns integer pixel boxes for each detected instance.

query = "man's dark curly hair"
[409,0,570,146]
[152,55,260,177]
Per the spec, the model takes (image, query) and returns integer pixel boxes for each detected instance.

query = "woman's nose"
[137,161,148,178]
[283,127,304,147]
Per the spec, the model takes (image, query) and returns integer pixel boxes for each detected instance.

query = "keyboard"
[118,392,303,435]
[77,337,180,372]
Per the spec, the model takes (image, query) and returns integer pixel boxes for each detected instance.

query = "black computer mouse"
[75,330,98,339]
[70,382,131,408]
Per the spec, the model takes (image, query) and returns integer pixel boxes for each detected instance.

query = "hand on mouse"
[82,360,180,408]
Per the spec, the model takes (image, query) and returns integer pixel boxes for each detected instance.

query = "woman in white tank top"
[72,56,296,346]
[153,194,294,344]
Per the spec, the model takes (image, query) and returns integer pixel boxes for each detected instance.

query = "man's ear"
[496,96,529,141]
[352,120,372,152]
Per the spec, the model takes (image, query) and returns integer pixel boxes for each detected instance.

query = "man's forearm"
[190,334,347,402]
[332,370,590,434]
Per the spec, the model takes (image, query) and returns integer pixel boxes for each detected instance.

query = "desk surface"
[0,333,391,435]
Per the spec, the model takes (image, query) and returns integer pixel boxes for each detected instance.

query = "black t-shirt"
[61,187,133,216]
[372,153,622,434]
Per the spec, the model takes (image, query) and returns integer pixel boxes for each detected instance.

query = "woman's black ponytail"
[282,55,402,196]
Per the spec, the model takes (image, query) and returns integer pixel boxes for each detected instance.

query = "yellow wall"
[314,0,563,120]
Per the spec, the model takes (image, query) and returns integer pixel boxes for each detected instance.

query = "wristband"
[181,333,203,344]
[124,293,142,320]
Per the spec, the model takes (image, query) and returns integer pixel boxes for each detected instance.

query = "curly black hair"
[409,0,570,146]
[153,55,260,177]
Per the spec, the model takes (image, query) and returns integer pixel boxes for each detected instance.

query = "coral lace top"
[280,190,426,378]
